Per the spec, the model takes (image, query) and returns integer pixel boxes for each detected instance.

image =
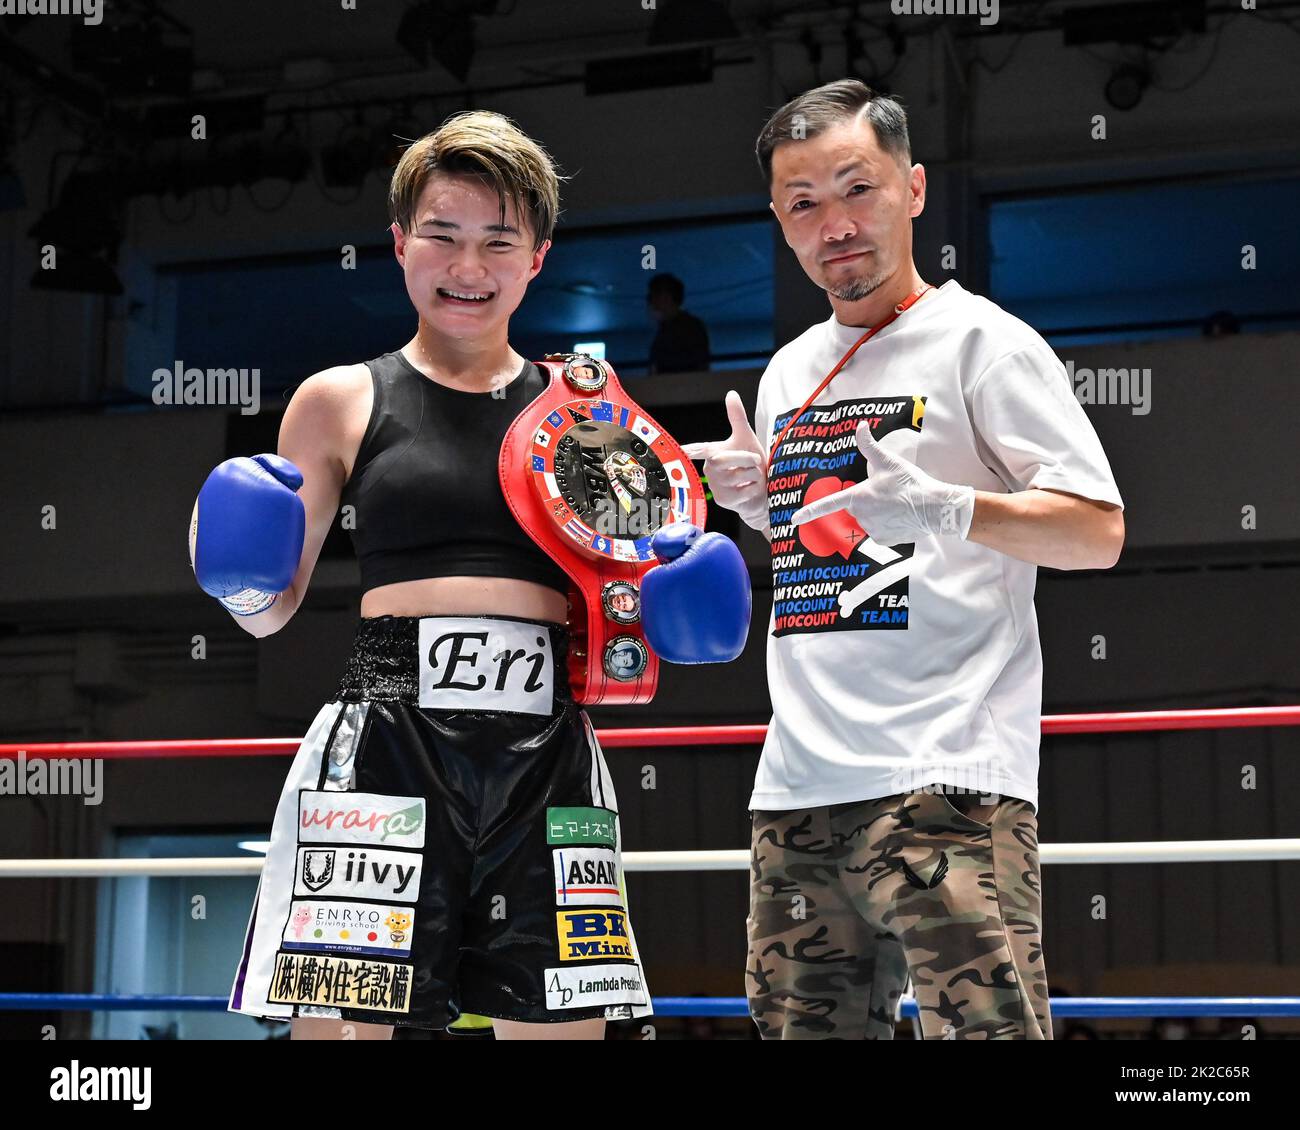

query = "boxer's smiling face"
[392,171,549,341]
[769,116,925,307]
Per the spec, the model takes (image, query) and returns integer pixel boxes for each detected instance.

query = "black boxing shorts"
[228,614,653,1030]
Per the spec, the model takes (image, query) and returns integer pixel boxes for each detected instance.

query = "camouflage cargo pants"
[746,788,1052,1040]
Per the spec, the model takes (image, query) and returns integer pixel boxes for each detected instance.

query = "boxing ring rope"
[1,993,1296,1019]
[3,837,1300,879]
[3,704,1299,1023]
[4,705,1300,761]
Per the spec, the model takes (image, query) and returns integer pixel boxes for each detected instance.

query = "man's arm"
[967,487,1124,570]
[955,343,1125,571]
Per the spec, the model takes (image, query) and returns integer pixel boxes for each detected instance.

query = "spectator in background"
[647,272,711,373]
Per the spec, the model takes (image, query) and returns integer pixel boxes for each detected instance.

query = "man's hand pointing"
[683,391,770,533]
[791,421,975,546]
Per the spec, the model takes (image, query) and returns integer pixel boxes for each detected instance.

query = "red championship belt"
[499,353,707,705]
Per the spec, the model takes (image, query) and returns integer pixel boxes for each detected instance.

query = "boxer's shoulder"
[281,364,373,482]
[293,362,373,404]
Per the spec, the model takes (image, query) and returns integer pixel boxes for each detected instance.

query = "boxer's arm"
[235,368,360,638]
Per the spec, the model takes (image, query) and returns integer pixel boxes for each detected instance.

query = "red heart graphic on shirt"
[797,477,866,560]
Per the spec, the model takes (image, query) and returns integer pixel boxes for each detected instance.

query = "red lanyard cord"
[765,283,934,470]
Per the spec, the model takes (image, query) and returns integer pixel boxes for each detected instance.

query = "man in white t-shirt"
[684,79,1124,1040]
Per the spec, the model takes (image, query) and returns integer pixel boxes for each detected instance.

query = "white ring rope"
[1,837,1298,877]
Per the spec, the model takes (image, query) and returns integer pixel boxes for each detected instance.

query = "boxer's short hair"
[755,79,912,186]
[388,110,563,251]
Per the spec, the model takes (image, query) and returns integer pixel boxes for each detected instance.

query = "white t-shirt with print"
[750,280,1124,813]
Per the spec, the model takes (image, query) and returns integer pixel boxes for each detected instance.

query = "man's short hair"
[755,79,912,186]
[648,273,685,304]
[388,109,564,251]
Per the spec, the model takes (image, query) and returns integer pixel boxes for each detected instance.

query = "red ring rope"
[1,706,1297,759]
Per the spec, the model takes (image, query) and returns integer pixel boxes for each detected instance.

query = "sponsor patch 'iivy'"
[294,846,422,902]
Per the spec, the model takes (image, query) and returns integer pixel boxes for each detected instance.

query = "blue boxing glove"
[189,454,306,616]
[641,522,751,663]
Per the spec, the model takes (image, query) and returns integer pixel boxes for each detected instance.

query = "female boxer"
[197,111,651,1040]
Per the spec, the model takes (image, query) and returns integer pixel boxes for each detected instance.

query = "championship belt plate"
[499,353,707,705]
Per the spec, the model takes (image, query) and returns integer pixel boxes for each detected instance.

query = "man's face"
[391,172,549,340]
[768,116,925,304]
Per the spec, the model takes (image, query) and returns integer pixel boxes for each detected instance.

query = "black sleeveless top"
[340,350,570,596]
